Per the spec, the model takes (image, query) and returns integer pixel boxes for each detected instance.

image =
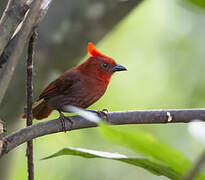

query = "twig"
[0,0,43,105]
[26,28,37,180]
[183,150,205,180]
[0,108,205,159]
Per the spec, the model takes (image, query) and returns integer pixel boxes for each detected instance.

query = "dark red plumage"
[22,43,127,120]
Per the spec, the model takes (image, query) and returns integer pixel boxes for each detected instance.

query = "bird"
[22,42,127,129]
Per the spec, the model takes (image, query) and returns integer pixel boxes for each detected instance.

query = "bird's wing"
[38,70,76,100]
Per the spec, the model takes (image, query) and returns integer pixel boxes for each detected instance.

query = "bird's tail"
[21,100,53,120]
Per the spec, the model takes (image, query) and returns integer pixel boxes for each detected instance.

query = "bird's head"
[78,43,127,84]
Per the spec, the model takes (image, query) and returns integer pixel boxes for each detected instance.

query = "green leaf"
[99,123,205,179]
[43,147,181,180]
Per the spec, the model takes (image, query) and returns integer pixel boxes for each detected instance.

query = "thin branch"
[1,108,205,159]
[26,28,37,180]
[0,0,43,105]
[183,150,205,180]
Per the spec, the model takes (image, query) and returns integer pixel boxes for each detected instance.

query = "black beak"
[112,64,127,72]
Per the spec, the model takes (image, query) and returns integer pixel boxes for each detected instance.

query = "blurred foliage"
[183,0,205,9]
[100,123,191,175]
[100,123,205,179]
[43,146,181,179]
[7,0,205,179]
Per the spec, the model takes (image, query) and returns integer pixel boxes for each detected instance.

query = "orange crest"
[88,42,108,58]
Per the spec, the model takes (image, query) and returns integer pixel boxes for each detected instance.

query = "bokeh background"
[1,0,205,179]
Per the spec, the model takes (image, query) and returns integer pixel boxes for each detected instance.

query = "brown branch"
[26,28,37,180]
[183,150,205,180]
[0,108,205,159]
[0,0,44,105]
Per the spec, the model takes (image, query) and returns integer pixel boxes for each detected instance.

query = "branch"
[1,108,205,159]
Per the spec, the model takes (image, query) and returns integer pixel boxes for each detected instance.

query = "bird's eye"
[102,63,108,69]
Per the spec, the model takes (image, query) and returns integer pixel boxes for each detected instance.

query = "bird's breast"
[78,76,108,108]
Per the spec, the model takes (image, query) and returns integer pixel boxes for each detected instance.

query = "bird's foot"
[88,109,109,122]
[58,111,73,132]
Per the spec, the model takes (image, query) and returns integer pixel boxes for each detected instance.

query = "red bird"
[22,43,127,123]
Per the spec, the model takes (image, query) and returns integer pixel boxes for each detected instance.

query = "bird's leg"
[59,111,66,132]
[58,110,73,132]
[87,109,109,122]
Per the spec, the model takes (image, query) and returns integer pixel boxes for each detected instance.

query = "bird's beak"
[111,64,127,72]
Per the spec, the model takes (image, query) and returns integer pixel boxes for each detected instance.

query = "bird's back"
[42,68,108,111]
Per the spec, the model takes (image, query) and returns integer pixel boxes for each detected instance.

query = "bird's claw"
[88,109,109,122]
[59,111,73,132]
[98,110,108,121]
[101,109,108,113]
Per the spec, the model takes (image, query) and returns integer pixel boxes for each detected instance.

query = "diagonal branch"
[0,0,52,68]
[0,108,205,159]
[0,0,29,59]
[0,0,51,105]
